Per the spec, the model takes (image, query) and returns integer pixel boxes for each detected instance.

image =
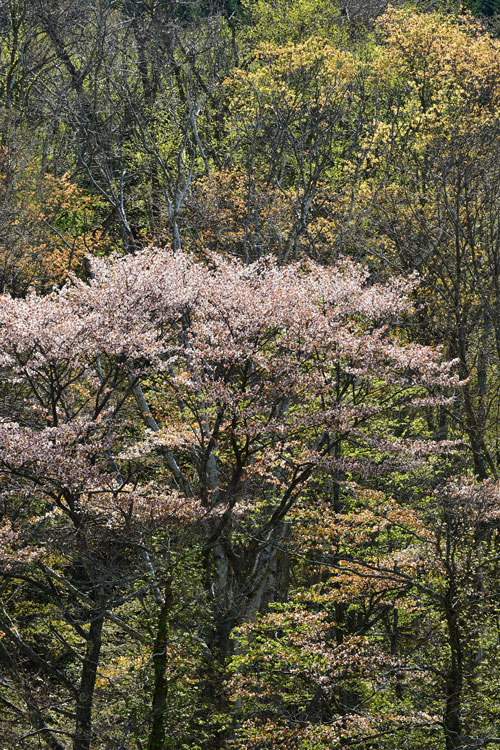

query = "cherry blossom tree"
[0,247,459,749]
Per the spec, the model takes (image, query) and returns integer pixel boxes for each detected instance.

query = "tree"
[229,477,500,749]
[0,246,458,748]
[0,148,105,294]
[332,7,500,478]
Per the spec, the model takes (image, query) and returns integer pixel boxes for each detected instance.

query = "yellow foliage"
[0,149,106,294]
[241,0,346,46]
[374,8,500,135]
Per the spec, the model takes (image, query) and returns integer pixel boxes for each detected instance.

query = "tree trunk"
[73,605,105,750]
[148,580,174,750]
[443,607,463,750]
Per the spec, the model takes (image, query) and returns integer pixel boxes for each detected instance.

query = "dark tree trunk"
[147,580,174,750]
[444,607,464,750]
[73,605,106,750]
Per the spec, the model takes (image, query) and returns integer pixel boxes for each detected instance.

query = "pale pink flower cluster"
[0,247,461,537]
[0,519,47,564]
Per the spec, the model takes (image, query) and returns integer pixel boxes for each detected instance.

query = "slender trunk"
[456,323,496,478]
[443,607,463,750]
[147,580,174,750]
[73,606,105,750]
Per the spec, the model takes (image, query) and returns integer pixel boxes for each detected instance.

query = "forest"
[2,0,500,748]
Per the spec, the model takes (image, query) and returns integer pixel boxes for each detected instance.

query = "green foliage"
[3,2,500,749]
[463,0,500,15]
[240,0,346,44]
